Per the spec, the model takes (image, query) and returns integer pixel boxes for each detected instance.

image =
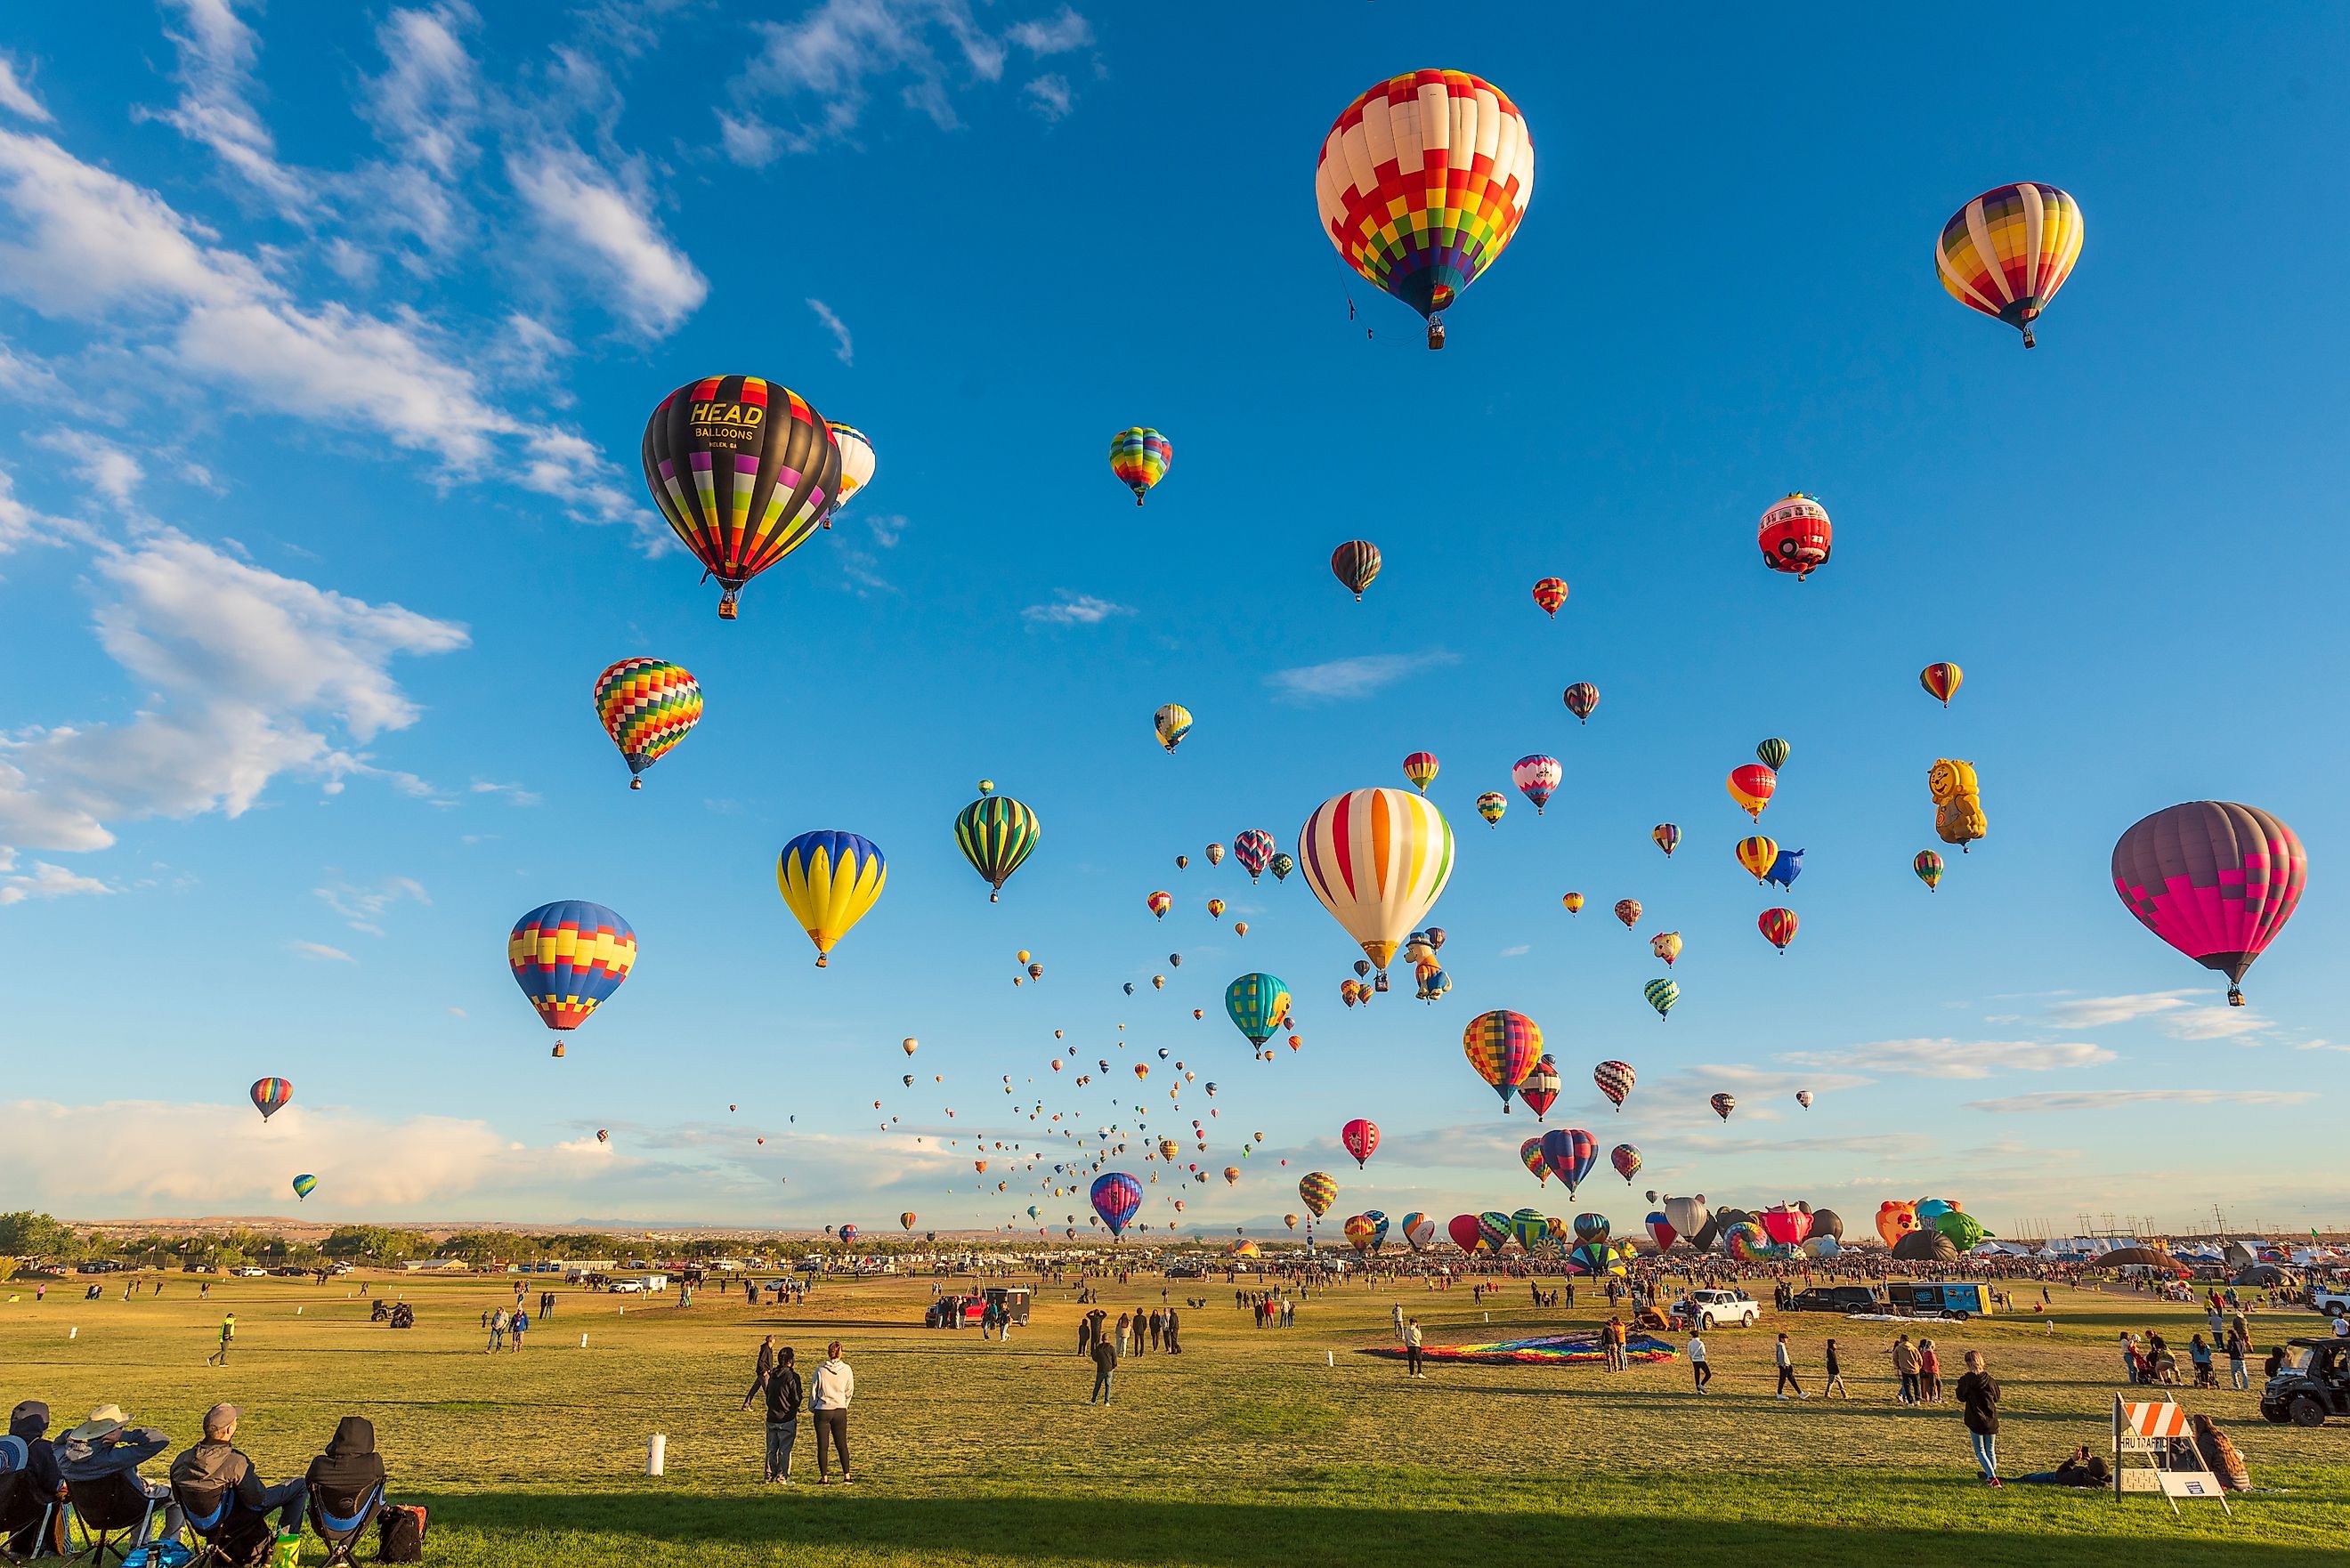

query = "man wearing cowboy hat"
[170,1404,307,1536]
[54,1405,182,1548]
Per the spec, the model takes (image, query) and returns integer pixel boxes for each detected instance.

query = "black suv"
[1787,1284,1885,1313]
[2259,1338,2350,1427]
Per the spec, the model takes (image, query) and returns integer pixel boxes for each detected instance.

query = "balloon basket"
[628,779,642,790]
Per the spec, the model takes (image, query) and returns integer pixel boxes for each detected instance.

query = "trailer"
[1885,1281,1995,1320]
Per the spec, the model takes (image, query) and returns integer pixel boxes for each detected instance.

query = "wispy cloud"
[469,780,542,806]
[1964,1088,2315,1115]
[806,297,853,365]
[288,940,356,963]
[1778,1038,2115,1080]
[1022,74,1073,121]
[315,873,429,935]
[1267,650,1458,704]
[145,0,318,215]
[0,849,110,906]
[0,55,53,124]
[1498,944,1529,958]
[2043,990,2201,1028]
[1008,7,1092,53]
[508,141,706,337]
[1022,591,1131,627]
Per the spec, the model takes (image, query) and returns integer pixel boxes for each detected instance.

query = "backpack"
[378,1505,427,1563]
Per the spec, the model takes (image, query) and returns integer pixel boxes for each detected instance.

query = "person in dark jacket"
[5,1401,64,1556]
[762,1348,803,1483]
[304,1416,387,1501]
[739,1336,778,1410]
[58,1407,181,1548]
[1954,1350,2001,1486]
[1089,1330,1120,1403]
[168,1404,308,1533]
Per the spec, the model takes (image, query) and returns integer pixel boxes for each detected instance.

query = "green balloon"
[1756,737,1791,771]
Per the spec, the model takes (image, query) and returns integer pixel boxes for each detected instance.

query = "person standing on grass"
[487,1308,506,1354]
[741,1336,778,1410]
[1823,1338,1849,1398]
[1115,1312,1131,1356]
[509,1307,528,1351]
[1404,1319,1424,1378]
[1687,1330,1710,1393]
[761,1347,802,1483]
[809,1342,853,1483]
[2118,1330,2139,1384]
[1892,1334,1920,1404]
[1392,1303,1406,1342]
[1090,1324,1120,1404]
[1773,1332,1808,1399]
[2225,1322,2250,1391]
[1956,1349,2001,1486]
[1163,1308,1180,1354]
[1918,1337,1942,1402]
[207,1313,236,1367]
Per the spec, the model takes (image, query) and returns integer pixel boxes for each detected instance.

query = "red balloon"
[1340,1118,1380,1168]
[1446,1213,1484,1254]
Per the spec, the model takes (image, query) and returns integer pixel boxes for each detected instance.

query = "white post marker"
[579,1334,588,1348]
[1326,1350,1333,1367]
[646,1435,666,1476]
[69,1327,77,1340]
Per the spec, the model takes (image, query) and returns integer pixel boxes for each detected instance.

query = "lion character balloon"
[1928,759,1987,853]
[1875,1199,1921,1249]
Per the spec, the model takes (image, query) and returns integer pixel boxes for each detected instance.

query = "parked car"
[1787,1284,1886,1313]
[606,1279,649,1294]
[2260,1338,2350,1427]
[2310,1285,2350,1320]
[1673,1289,1762,1329]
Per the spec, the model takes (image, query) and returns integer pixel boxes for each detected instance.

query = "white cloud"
[0,462,81,554]
[1267,650,1459,704]
[2160,1005,2268,1041]
[0,335,61,399]
[716,113,780,166]
[1023,75,1074,121]
[1008,8,1091,53]
[315,873,429,935]
[0,848,110,906]
[507,141,707,337]
[1498,944,1530,958]
[0,56,53,124]
[1778,1038,2116,1079]
[30,428,144,510]
[361,4,480,182]
[2043,990,2202,1028]
[288,940,356,963]
[1021,591,1131,626]
[806,297,854,365]
[147,0,316,215]
[1965,1088,2315,1114]
[864,512,907,549]
[469,779,543,806]
[0,532,467,853]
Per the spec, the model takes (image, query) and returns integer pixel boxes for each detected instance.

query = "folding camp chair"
[304,1484,381,1568]
[62,1473,158,1567]
[0,1441,60,1563]
[166,1484,267,1568]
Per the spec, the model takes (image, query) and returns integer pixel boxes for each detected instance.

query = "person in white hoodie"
[808,1341,855,1483]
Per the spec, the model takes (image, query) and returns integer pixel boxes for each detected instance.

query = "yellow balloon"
[775,832,887,966]
[1735,836,1779,884]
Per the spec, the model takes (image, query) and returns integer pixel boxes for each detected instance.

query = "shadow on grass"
[401,1486,2346,1568]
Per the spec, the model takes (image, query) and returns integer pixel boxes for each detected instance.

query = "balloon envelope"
[508,901,636,1033]
[776,831,887,966]
[2111,802,2305,1003]
[640,376,841,618]
[593,658,702,786]
[1298,788,1455,970]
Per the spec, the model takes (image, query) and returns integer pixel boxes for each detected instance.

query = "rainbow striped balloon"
[1298,1170,1339,1219]
[1934,183,2084,348]
[509,901,636,1034]
[1463,1009,1544,1109]
[1109,427,1171,505]
[594,658,702,788]
[640,376,839,618]
[1299,788,1455,970]
[249,1077,293,1121]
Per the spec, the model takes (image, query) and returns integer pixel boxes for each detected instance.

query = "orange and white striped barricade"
[2112,1396,2231,1515]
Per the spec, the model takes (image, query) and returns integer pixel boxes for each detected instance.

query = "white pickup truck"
[1673,1289,1763,1329]
[2312,1285,2350,1319]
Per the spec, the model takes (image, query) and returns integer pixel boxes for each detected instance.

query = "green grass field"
[5,1270,2345,1566]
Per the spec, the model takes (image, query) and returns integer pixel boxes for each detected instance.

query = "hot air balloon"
[593,659,702,789]
[1757,907,1798,953]
[1329,539,1382,600]
[1531,578,1568,617]
[1613,899,1641,929]
[1269,852,1294,884]
[1519,1136,1549,1184]
[1175,855,1187,870]
[1609,1144,1641,1185]
[1542,1128,1597,1196]
[1511,755,1561,814]
[956,782,1041,901]
[1463,1009,1543,1111]
[1147,891,1172,920]
[1645,1211,1677,1252]
[1153,976,1165,990]
[838,1224,856,1245]
[1935,182,2084,349]
[1298,788,1455,971]
[1402,752,1439,793]
[898,1211,917,1233]
[1477,1212,1513,1253]
[1091,1172,1143,1236]
[823,421,874,525]
[1156,1136,1179,1160]
[1154,703,1194,752]
[1643,977,1678,1021]
[1757,494,1831,581]
[1232,830,1276,882]
[1561,683,1598,725]
[596,1128,609,1143]
[1766,847,1803,890]
[1919,662,1963,707]
[1402,1212,1437,1250]
[1593,1060,1634,1112]
[1651,823,1680,857]
[1110,427,1171,505]
[1204,843,1226,867]
[1649,930,1682,966]
[1225,973,1293,1049]
[1206,898,1227,919]
[640,376,842,620]
[775,830,887,967]
[1733,836,1779,884]
[1232,921,1248,938]
[1875,1200,1919,1248]
[1518,1055,1560,1119]
[1795,1089,1814,1109]
[1560,892,1584,917]
[1662,1194,1708,1244]
[1298,1171,1338,1220]
[1342,1213,1382,1254]
[290,1174,318,1201]
[1914,851,1945,891]
[1756,737,1790,771]
[249,1078,292,1122]
[1446,1214,1482,1253]
[1475,793,1506,827]
[1341,1118,1379,1168]
[1317,70,1533,349]
[902,1038,918,1055]
[1929,759,1987,852]
[1170,954,1183,968]
[509,901,636,1045]
[2111,802,2306,1006]
[1509,1209,1550,1254]
[1728,764,1777,820]
[1708,1093,1736,1121]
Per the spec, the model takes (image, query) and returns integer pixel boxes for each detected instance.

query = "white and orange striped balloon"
[1297,788,1455,971]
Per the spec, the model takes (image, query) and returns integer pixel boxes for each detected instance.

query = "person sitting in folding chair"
[3,1401,67,1560]
[55,1407,181,1566]
[303,1419,386,1568]
[169,1405,306,1568]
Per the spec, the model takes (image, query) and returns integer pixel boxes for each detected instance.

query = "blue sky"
[0,3,2344,1237]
